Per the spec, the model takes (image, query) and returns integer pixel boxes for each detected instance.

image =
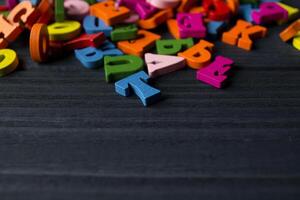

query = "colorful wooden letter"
[30,23,49,62]
[83,15,113,36]
[156,38,194,55]
[0,48,19,77]
[75,41,123,69]
[0,15,23,43]
[100,40,124,56]
[104,55,144,82]
[75,47,104,69]
[90,1,130,25]
[63,32,106,51]
[279,19,300,42]
[207,21,227,39]
[64,0,90,21]
[222,20,267,50]
[7,1,39,28]
[177,13,206,39]
[196,56,234,88]
[55,0,64,22]
[145,53,185,78]
[293,34,300,51]
[202,0,231,21]
[178,40,214,69]
[117,30,161,57]
[111,24,138,42]
[167,19,180,39]
[135,1,157,19]
[47,20,81,41]
[251,2,288,24]
[277,2,299,24]
[138,9,173,30]
[115,71,161,106]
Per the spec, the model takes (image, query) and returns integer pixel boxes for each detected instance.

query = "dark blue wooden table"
[1,0,300,199]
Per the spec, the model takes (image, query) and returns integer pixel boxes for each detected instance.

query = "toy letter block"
[111,24,138,42]
[104,55,144,82]
[156,38,194,55]
[100,40,123,56]
[177,13,206,39]
[207,21,227,39]
[135,1,157,19]
[64,32,106,51]
[227,0,239,15]
[7,1,39,28]
[36,0,53,24]
[145,53,186,78]
[238,25,267,50]
[0,48,19,77]
[117,0,137,10]
[167,19,180,39]
[75,47,104,69]
[202,0,231,21]
[64,0,90,21]
[138,9,173,30]
[29,23,50,63]
[0,15,23,42]
[83,16,113,36]
[251,2,288,25]
[279,19,300,42]
[222,20,267,50]
[293,35,300,51]
[178,40,214,69]
[47,20,81,41]
[90,1,130,26]
[239,4,253,22]
[55,0,64,22]
[75,41,123,69]
[276,2,299,24]
[197,56,234,89]
[117,30,161,57]
[115,71,161,106]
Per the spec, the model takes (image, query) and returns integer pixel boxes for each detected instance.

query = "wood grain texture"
[1,0,300,199]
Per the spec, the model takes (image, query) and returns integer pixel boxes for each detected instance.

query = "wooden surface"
[1,1,300,199]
